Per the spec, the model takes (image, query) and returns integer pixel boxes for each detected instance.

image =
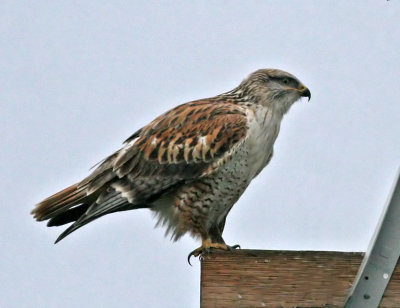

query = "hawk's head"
[237,68,311,114]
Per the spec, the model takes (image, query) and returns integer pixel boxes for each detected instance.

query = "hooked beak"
[300,87,311,101]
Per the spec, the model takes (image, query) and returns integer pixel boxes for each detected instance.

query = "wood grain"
[200,250,400,308]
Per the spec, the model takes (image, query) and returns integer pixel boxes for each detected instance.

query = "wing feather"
[81,99,248,194]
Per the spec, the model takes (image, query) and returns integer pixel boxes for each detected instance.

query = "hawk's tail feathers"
[31,183,88,222]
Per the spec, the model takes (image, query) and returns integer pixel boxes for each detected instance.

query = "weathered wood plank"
[200,250,400,308]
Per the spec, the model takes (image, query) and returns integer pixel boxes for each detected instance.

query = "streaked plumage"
[31,68,310,260]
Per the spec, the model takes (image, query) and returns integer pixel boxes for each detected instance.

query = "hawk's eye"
[282,78,289,85]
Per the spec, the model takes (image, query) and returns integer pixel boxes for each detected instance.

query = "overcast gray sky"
[1,1,400,307]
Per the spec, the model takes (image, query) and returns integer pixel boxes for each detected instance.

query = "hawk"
[31,68,311,263]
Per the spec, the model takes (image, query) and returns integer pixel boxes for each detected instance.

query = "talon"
[187,247,203,266]
[187,241,241,265]
[229,244,241,251]
[187,251,194,266]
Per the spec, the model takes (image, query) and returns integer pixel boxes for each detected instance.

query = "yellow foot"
[187,239,240,265]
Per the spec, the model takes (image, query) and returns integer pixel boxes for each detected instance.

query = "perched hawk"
[31,68,310,262]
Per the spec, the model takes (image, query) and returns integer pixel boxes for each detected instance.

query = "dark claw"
[187,247,212,265]
[187,250,196,266]
[228,244,241,251]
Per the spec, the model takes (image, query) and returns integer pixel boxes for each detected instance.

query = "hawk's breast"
[245,105,283,179]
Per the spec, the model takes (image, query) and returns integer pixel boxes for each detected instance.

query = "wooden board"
[200,250,400,308]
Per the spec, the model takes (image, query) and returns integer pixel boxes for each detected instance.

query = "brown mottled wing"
[81,99,248,194]
[39,99,248,242]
